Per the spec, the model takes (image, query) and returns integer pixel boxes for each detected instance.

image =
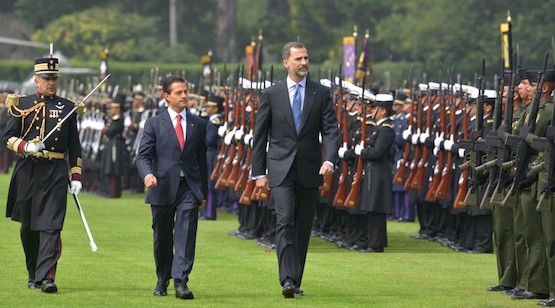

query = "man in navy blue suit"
[136,75,208,300]
[252,42,339,298]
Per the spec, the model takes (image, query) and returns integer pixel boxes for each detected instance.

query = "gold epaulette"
[486,119,494,124]
[366,120,376,125]
[382,123,393,128]
[112,114,120,120]
[5,94,19,108]
[211,117,222,125]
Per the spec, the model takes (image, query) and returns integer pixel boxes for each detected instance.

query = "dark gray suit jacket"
[252,78,339,188]
[136,109,208,206]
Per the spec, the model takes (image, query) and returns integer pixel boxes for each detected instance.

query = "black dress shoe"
[503,288,524,296]
[153,280,169,296]
[487,284,513,292]
[540,298,555,306]
[410,233,430,240]
[28,280,41,289]
[41,280,58,293]
[282,280,295,298]
[295,287,304,297]
[511,291,549,300]
[175,285,194,300]
[363,247,384,253]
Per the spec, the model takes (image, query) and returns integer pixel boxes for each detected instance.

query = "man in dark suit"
[136,75,208,300]
[252,41,339,298]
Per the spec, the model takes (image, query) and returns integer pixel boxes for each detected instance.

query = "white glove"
[411,134,420,145]
[24,141,45,155]
[354,143,364,155]
[338,146,348,158]
[402,128,411,140]
[217,123,227,137]
[244,133,253,147]
[458,148,465,158]
[224,130,235,145]
[434,133,444,148]
[419,132,430,144]
[433,147,439,156]
[69,180,82,195]
[443,139,454,151]
[234,129,244,141]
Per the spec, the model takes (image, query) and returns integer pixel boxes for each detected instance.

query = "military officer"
[3,56,83,293]
[203,94,224,220]
[100,95,125,198]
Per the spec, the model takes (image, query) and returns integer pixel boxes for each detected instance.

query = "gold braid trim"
[71,166,82,175]
[6,137,23,153]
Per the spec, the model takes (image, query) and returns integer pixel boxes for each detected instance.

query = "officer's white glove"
[24,141,45,155]
[402,128,411,140]
[354,143,364,156]
[69,180,82,195]
[217,123,228,137]
[244,133,253,147]
[419,132,430,144]
[434,133,444,148]
[458,148,465,158]
[235,129,244,141]
[411,134,420,145]
[338,146,348,158]
[433,147,439,156]
[443,139,454,151]
[224,130,235,145]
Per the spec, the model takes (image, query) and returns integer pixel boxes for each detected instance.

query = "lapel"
[300,80,316,132]
[280,79,317,135]
[184,109,195,154]
[280,81,297,133]
[161,111,180,151]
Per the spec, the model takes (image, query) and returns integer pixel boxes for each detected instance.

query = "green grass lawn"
[0,172,537,307]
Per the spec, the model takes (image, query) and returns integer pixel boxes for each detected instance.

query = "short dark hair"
[282,41,306,60]
[162,75,186,94]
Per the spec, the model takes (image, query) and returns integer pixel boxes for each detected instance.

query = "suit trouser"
[516,190,548,294]
[492,206,518,288]
[272,170,317,287]
[21,227,61,283]
[151,180,198,285]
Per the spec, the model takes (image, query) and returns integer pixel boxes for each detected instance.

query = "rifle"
[227,88,248,188]
[404,83,425,190]
[393,73,415,185]
[343,75,368,208]
[426,68,446,202]
[454,92,470,208]
[211,66,238,181]
[238,91,259,204]
[476,74,504,209]
[411,82,435,190]
[435,79,456,200]
[333,75,349,207]
[462,59,486,207]
[502,51,549,205]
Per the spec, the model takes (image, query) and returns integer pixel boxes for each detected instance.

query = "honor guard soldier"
[3,55,83,293]
[203,94,224,220]
[100,94,126,198]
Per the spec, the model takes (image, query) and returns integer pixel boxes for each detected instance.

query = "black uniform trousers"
[151,179,198,286]
[271,165,318,288]
[21,227,61,283]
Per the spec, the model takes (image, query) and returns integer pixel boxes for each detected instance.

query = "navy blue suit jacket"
[136,109,208,206]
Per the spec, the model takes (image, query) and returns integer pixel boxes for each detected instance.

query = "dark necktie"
[176,113,184,150]
[292,84,302,134]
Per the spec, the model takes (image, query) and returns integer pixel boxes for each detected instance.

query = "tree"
[213,0,237,62]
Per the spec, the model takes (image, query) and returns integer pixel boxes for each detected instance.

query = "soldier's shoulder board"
[382,123,393,128]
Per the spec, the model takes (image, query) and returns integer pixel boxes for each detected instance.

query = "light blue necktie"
[292,84,302,134]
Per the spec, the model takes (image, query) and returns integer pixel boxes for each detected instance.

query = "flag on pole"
[343,36,356,83]
[500,11,512,72]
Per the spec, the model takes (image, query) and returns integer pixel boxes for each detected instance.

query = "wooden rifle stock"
[404,93,424,190]
[239,178,255,205]
[394,89,415,185]
[427,92,448,201]
[344,96,367,209]
[435,96,455,200]
[453,99,469,208]
[211,86,231,181]
[215,145,235,189]
[411,94,435,190]
[227,95,248,188]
